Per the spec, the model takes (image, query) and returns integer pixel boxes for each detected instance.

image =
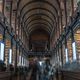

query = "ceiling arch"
[28,24,51,34]
[27,22,52,32]
[20,7,57,33]
[23,13,55,26]
[29,28,50,37]
[21,8,57,23]
[26,22,52,33]
[16,0,61,36]
[17,0,60,12]
[19,0,58,15]
[25,18,53,29]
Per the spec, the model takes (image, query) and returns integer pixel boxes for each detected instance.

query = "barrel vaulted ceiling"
[16,0,61,36]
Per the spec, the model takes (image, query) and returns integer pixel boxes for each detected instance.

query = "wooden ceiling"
[16,0,61,35]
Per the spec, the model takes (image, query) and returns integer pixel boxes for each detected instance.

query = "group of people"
[37,59,56,80]
[29,59,56,80]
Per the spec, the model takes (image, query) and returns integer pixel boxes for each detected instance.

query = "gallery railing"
[60,70,80,80]
[27,51,52,56]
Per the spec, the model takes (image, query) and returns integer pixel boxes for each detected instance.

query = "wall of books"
[4,31,11,65]
[74,28,80,62]
[12,38,16,66]
[0,26,4,61]
[0,25,3,41]
[17,46,20,66]
[59,46,62,66]
[67,35,73,63]
[62,41,66,64]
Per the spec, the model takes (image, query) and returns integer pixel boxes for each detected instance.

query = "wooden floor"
[27,70,57,80]
[0,70,80,80]
[26,70,32,80]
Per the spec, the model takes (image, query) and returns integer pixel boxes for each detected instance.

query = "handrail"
[61,70,80,80]
[27,51,52,56]
[0,71,14,79]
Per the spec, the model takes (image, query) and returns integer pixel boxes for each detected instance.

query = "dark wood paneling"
[61,70,80,80]
[0,71,27,80]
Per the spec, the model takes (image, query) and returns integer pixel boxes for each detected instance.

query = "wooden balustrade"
[0,71,14,80]
[60,70,80,80]
[0,71,28,80]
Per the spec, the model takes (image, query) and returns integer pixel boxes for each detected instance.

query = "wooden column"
[60,41,63,67]
[21,24,22,41]
[58,16,60,37]
[14,10,17,73]
[10,0,13,26]
[2,0,5,23]
[14,43,17,73]
[60,8,63,33]
[71,0,74,17]
[15,11,17,34]
[2,0,5,15]
[63,0,67,25]
[18,16,20,38]
[3,29,6,61]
